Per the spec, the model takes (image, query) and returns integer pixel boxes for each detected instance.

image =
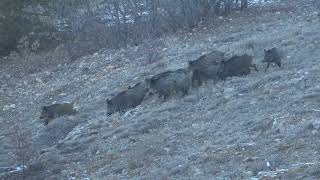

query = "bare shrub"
[9,122,35,178]
[1,0,255,60]
[146,47,160,64]
[245,40,256,51]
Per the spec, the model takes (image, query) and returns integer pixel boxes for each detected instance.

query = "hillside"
[1,0,320,179]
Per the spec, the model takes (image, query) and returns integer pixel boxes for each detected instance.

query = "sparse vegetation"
[9,122,34,179]
[1,0,320,179]
[0,0,251,58]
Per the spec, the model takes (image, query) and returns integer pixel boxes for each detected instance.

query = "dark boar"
[107,82,148,115]
[188,50,226,86]
[40,102,76,125]
[218,54,258,79]
[263,47,282,72]
[146,68,191,100]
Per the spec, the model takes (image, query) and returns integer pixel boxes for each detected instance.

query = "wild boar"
[145,68,191,100]
[218,54,258,79]
[263,47,283,72]
[188,50,226,86]
[40,102,76,125]
[107,82,148,115]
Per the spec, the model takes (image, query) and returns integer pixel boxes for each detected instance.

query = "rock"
[35,77,44,84]
[303,93,320,101]
[224,88,235,99]
[244,171,254,177]
[28,161,46,172]
[38,151,67,175]
[3,104,16,111]
[308,120,320,130]
[243,157,259,162]
[169,164,189,176]
[33,116,79,150]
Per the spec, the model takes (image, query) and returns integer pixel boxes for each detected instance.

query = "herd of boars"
[104,47,284,115]
[39,47,284,124]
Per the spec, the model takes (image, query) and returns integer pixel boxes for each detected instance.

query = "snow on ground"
[1,0,320,179]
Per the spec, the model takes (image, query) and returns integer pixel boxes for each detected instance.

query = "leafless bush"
[1,0,252,60]
[9,122,35,178]
[145,47,162,65]
[45,0,253,51]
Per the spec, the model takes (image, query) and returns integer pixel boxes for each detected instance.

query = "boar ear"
[106,99,110,103]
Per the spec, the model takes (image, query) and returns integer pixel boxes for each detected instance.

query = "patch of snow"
[9,165,27,173]
[250,0,276,5]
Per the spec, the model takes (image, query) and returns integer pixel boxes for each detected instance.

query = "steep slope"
[1,0,320,179]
